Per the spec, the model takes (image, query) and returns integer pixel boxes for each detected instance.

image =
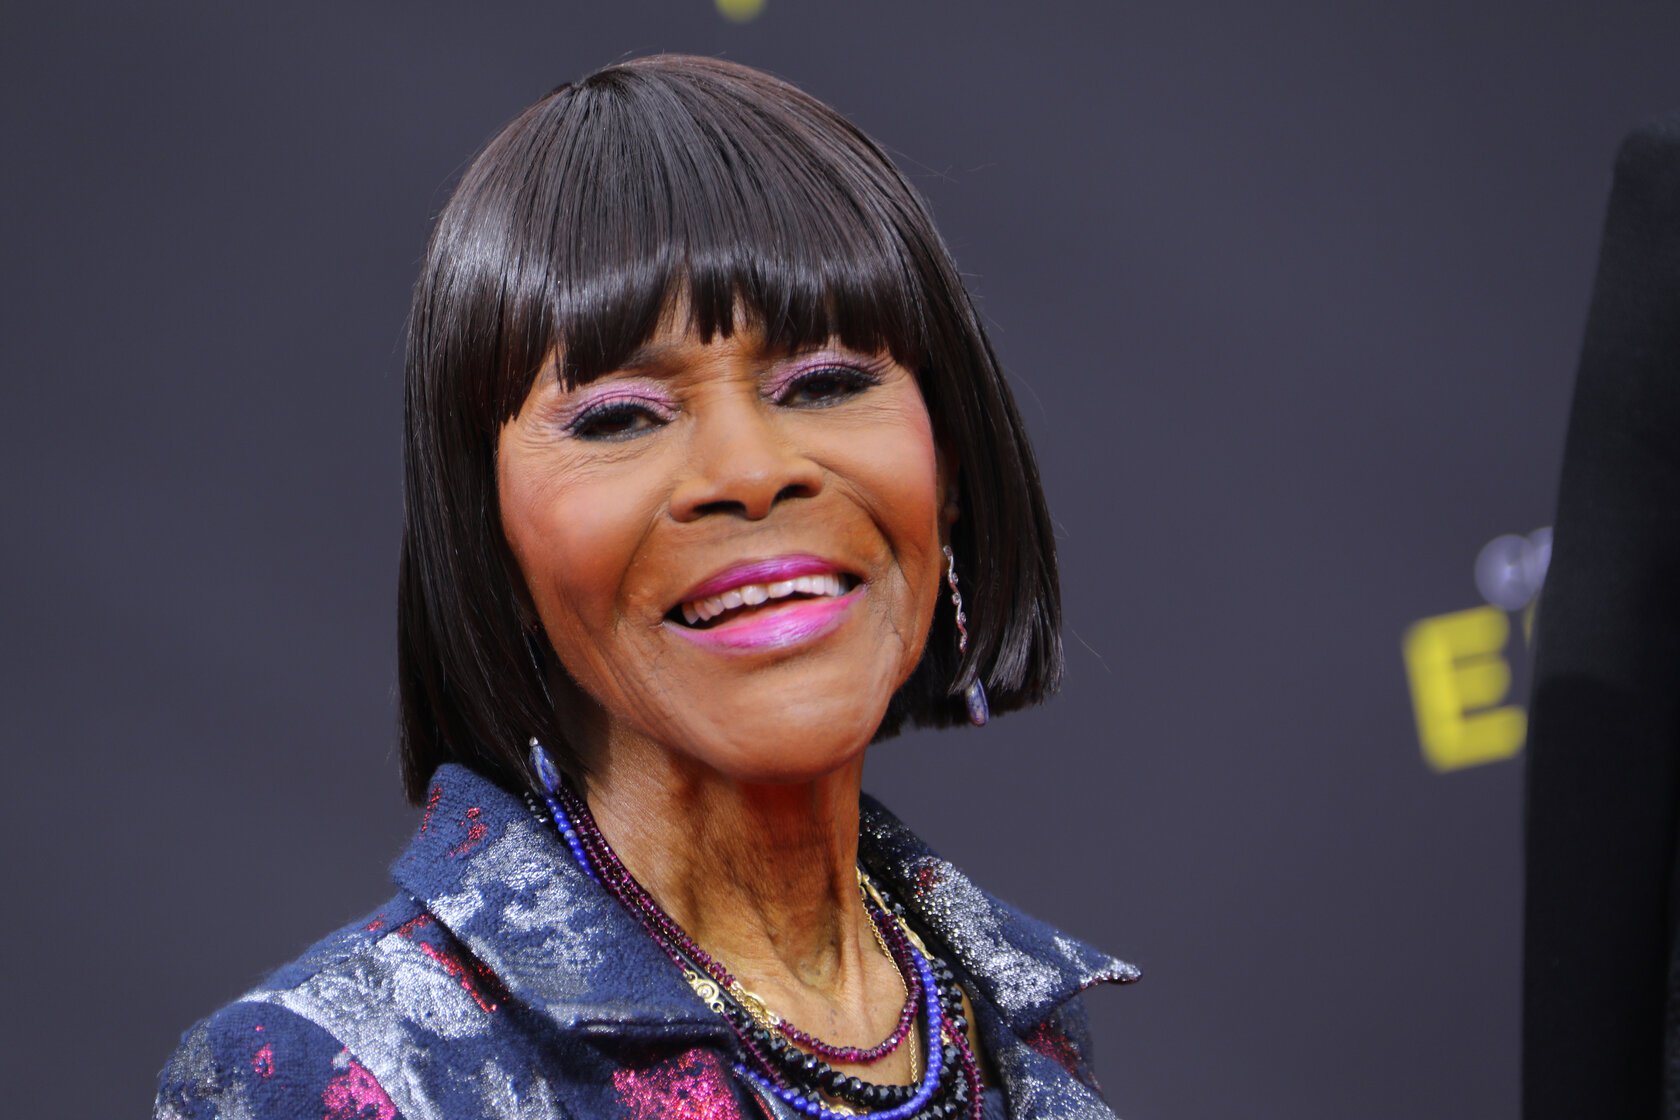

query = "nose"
[668,398,823,522]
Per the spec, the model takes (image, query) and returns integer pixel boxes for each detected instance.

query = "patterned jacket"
[155,764,1138,1119]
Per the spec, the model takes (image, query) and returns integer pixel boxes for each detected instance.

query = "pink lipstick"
[668,554,864,653]
[677,554,846,604]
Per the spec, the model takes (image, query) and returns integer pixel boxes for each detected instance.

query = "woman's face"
[497,319,948,785]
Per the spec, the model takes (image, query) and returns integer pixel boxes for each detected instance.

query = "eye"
[774,365,880,408]
[567,400,669,441]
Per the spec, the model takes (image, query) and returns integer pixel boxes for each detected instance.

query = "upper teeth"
[681,574,847,625]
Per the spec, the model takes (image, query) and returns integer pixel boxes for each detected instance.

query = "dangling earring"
[522,633,598,878]
[942,545,990,727]
[528,738,597,882]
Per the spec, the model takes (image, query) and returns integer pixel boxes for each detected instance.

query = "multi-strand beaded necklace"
[529,742,985,1120]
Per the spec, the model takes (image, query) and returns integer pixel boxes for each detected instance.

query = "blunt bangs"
[468,57,933,418]
[399,55,1063,804]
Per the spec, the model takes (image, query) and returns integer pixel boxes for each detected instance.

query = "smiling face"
[497,319,948,785]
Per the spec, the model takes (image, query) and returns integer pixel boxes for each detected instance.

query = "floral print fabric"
[156,765,1137,1119]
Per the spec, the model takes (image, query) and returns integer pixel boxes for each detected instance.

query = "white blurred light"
[1474,528,1552,611]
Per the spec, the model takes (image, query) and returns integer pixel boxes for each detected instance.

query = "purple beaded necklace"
[527,741,984,1120]
[771,896,922,1065]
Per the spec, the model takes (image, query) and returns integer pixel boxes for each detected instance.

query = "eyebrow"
[613,335,819,376]
[615,339,689,374]
[600,333,871,386]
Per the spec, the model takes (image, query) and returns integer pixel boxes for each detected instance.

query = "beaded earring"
[942,546,989,727]
[527,738,598,882]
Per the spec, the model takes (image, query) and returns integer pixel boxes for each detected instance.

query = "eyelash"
[565,398,673,442]
[773,364,882,407]
[564,364,880,442]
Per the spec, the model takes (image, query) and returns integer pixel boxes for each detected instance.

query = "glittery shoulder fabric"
[155,765,1138,1120]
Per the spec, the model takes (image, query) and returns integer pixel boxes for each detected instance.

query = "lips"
[666,554,863,642]
[679,571,853,627]
[677,554,852,604]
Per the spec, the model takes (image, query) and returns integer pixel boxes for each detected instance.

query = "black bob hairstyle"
[397,54,1062,805]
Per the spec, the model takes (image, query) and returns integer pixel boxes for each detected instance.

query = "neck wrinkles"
[582,738,874,999]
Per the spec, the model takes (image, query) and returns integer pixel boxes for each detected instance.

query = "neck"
[583,734,872,1000]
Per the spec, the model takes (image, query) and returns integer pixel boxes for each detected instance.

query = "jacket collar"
[392,764,1136,1042]
[857,794,1139,1029]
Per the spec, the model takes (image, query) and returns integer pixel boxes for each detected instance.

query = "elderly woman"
[156,55,1136,1120]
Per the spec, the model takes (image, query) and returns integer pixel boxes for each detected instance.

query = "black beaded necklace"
[526,741,984,1119]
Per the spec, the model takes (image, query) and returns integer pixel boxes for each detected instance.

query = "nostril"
[691,497,749,519]
[668,445,823,522]
[685,482,817,521]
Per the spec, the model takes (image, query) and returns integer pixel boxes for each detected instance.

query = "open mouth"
[669,572,861,630]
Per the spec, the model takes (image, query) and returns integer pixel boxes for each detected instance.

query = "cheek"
[497,437,655,639]
[846,396,943,607]
[882,431,941,555]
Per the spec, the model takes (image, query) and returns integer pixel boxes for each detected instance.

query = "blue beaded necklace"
[527,740,983,1120]
[732,947,946,1120]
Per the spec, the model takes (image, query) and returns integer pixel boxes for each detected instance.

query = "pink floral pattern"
[321,1055,397,1120]
[612,1048,746,1120]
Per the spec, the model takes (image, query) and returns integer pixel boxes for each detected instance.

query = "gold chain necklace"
[686,869,922,1087]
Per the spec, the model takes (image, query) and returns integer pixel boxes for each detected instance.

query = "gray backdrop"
[6,2,1679,1116]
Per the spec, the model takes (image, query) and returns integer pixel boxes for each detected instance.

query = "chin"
[683,707,882,787]
[637,652,908,786]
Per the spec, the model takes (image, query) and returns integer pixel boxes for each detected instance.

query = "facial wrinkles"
[811,384,941,661]
[499,329,944,783]
[500,403,656,747]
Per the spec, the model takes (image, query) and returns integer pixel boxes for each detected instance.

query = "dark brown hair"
[397,54,1062,803]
